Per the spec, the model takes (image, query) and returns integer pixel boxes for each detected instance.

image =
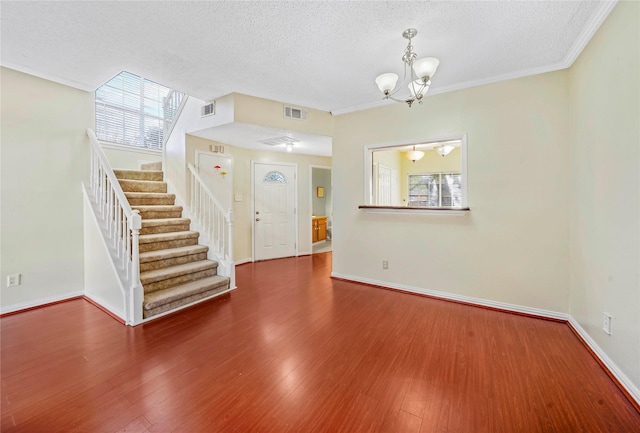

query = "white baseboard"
[567,317,640,405]
[330,272,640,407]
[330,272,568,320]
[83,292,125,322]
[1,291,84,315]
[235,258,253,266]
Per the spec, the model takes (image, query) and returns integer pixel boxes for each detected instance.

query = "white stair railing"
[86,128,143,325]
[188,163,235,286]
[163,90,186,145]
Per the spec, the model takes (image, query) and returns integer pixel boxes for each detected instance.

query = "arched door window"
[263,171,288,183]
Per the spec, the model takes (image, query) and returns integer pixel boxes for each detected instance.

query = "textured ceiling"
[1,1,615,114]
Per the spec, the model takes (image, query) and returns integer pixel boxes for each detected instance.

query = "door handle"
[256,218,261,221]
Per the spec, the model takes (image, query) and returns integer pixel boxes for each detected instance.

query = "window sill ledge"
[99,141,162,155]
[358,205,470,216]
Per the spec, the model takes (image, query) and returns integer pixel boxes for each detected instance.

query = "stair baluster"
[86,128,142,325]
[188,163,234,288]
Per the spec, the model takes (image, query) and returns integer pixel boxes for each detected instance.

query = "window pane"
[95,71,171,149]
[409,174,439,207]
[409,173,461,208]
[443,174,462,207]
[264,171,287,183]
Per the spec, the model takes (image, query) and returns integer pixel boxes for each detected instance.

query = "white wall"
[332,70,570,313]
[568,1,640,391]
[102,144,162,170]
[83,192,126,320]
[1,67,94,312]
[312,167,331,219]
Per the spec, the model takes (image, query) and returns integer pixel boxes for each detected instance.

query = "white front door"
[253,162,297,261]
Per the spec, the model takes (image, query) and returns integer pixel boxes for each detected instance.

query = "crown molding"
[333,0,619,116]
[561,0,618,68]
[1,62,95,92]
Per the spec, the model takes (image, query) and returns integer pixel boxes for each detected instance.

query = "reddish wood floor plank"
[1,252,639,432]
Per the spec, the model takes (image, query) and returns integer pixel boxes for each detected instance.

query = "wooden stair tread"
[131,205,183,211]
[118,179,167,193]
[140,260,218,285]
[114,169,163,181]
[139,245,209,263]
[140,161,162,170]
[141,218,190,227]
[125,192,175,198]
[143,275,230,311]
[138,231,199,244]
[118,179,165,185]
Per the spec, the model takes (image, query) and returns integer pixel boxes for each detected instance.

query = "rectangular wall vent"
[284,105,308,121]
[201,102,215,117]
[258,136,300,146]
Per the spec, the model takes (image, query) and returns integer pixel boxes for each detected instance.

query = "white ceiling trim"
[561,0,618,69]
[332,1,618,116]
[1,61,96,93]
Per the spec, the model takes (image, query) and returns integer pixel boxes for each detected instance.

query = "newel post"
[228,209,234,261]
[129,210,143,325]
[228,209,235,289]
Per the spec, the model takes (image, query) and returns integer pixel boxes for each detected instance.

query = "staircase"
[115,162,230,319]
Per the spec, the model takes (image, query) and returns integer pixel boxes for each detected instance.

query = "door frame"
[251,160,299,261]
[309,164,332,247]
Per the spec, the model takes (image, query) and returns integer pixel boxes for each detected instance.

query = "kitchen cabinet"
[312,217,327,243]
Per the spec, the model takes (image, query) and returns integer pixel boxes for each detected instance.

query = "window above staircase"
[95,71,172,150]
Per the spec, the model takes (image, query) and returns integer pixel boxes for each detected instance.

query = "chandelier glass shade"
[436,144,455,156]
[406,146,425,163]
[375,28,439,107]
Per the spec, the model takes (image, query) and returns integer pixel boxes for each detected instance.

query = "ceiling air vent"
[258,136,300,146]
[284,105,308,121]
[201,101,215,117]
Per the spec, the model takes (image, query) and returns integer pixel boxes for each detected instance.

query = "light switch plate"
[7,274,21,287]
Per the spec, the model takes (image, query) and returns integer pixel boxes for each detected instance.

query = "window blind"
[408,173,462,207]
[95,71,171,149]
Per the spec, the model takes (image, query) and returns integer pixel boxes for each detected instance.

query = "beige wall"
[102,144,162,170]
[1,67,94,311]
[186,135,331,261]
[312,167,331,220]
[568,1,639,389]
[333,70,570,312]
[234,93,333,136]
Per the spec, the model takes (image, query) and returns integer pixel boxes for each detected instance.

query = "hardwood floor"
[2,253,639,432]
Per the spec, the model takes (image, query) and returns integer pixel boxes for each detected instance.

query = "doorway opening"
[311,166,332,254]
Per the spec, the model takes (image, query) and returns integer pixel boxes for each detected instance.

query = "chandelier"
[436,144,454,156]
[375,28,440,107]
[406,146,425,163]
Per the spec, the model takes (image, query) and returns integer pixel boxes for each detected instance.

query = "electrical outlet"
[7,274,21,287]
[382,260,388,270]
[602,313,612,335]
